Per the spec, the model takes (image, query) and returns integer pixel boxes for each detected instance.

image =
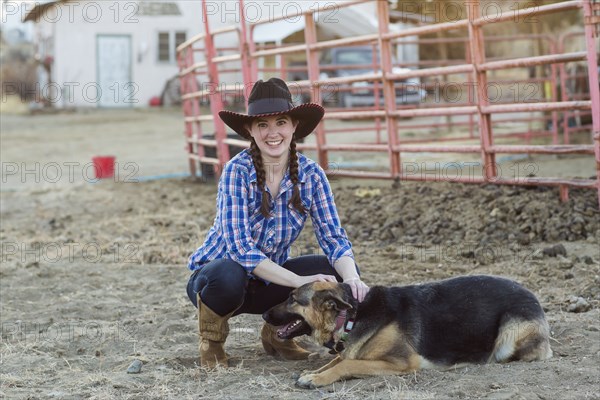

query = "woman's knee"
[186,259,248,307]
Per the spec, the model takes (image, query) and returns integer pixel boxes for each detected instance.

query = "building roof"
[252,18,305,43]
[23,0,64,23]
[252,5,405,44]
[23,0,182,22]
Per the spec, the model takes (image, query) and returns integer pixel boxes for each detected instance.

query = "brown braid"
[250,139,272,217]
[288,138,307,215]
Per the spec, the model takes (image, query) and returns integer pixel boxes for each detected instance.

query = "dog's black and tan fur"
[263,275,552,388]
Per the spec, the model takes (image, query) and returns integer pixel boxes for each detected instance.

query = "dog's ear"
[322,294,352,312]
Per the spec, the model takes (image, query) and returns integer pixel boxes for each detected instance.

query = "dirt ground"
[1,108,599,399]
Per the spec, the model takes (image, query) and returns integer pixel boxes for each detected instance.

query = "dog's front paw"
[295,373,318,389]
[296,373,334,389]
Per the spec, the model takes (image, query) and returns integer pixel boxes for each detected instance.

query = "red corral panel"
[177,0,600,207]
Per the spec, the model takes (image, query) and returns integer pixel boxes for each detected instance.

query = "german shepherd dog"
[263,275,552,388]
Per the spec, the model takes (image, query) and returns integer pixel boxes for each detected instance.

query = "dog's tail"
[489,317,552,363]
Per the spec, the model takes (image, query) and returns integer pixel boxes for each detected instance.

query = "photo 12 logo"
[395,1,539,24]
[1,241,141,264]
[401,161,540,183]
[1,320,139,346]
[202,1,339,24]
[1,81,140,106]
[1,161,139,184]
[2,1,141,24]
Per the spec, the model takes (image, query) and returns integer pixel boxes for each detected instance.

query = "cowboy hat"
[218,78,324,140]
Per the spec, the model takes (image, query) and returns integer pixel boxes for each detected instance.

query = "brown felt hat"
[218,78,324,140]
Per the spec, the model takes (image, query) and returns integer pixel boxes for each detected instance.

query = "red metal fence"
[177,0,600,206]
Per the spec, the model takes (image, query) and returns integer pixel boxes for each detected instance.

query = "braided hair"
[249,139,272,218]
[249,134,307,218]
[288,138,307,215]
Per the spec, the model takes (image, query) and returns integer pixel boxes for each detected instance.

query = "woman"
[186,78,369,368]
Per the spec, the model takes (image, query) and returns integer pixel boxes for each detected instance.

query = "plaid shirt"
[188,149,354,275]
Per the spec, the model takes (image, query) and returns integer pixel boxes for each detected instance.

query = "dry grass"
[1,108,599,399]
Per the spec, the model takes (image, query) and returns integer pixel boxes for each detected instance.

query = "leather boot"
[261,323,313,360]
[197,293,233,369]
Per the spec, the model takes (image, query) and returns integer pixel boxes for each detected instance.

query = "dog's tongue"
[334,310,347,331]
[277,319,302,338]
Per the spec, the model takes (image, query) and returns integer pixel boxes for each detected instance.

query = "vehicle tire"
[343,95,353,109]
[337,93,347,108]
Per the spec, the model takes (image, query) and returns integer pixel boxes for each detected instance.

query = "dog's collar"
[327,309,355,353]
[339,311,355,342]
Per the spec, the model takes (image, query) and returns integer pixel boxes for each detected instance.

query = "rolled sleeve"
[219,164,268,274]
[310,167,354,267]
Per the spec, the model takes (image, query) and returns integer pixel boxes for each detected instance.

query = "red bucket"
[92,156,115,179]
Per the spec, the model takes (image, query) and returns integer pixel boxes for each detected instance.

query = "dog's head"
[262,282,355,345]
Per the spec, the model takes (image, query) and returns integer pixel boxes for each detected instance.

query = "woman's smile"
[265,139,284,147]
[247,115,298,163]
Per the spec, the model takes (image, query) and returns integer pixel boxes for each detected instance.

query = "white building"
[23,0,203,107]
[23,0,419,108]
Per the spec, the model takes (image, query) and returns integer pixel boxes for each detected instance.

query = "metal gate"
[177,0,600,206]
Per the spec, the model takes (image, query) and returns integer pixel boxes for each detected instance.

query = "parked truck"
[288,46,426,108]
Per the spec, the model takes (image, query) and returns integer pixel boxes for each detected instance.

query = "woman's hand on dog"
[295,274,338,287]
[291,272,370,302]
[343,277,370,302]
[332,256,368,302]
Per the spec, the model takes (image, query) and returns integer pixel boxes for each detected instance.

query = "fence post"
[238,0,253,105]
[304,11,328,168]
[202,0,230,177]
[377,0,401,178]
[466,0,497,182]
[582,0,600,208]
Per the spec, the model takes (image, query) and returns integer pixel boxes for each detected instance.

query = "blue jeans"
[186,255,350,316]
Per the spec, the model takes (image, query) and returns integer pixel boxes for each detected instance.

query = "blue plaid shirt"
[188,149,354,275]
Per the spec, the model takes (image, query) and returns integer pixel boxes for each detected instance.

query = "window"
[157,31,186,63]
[175,32,187,50]
[158,32,170,62]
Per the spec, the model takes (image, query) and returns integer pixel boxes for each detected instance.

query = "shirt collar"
[296,160,307,183]
[249,165,257,183]
[279,167,305,195]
